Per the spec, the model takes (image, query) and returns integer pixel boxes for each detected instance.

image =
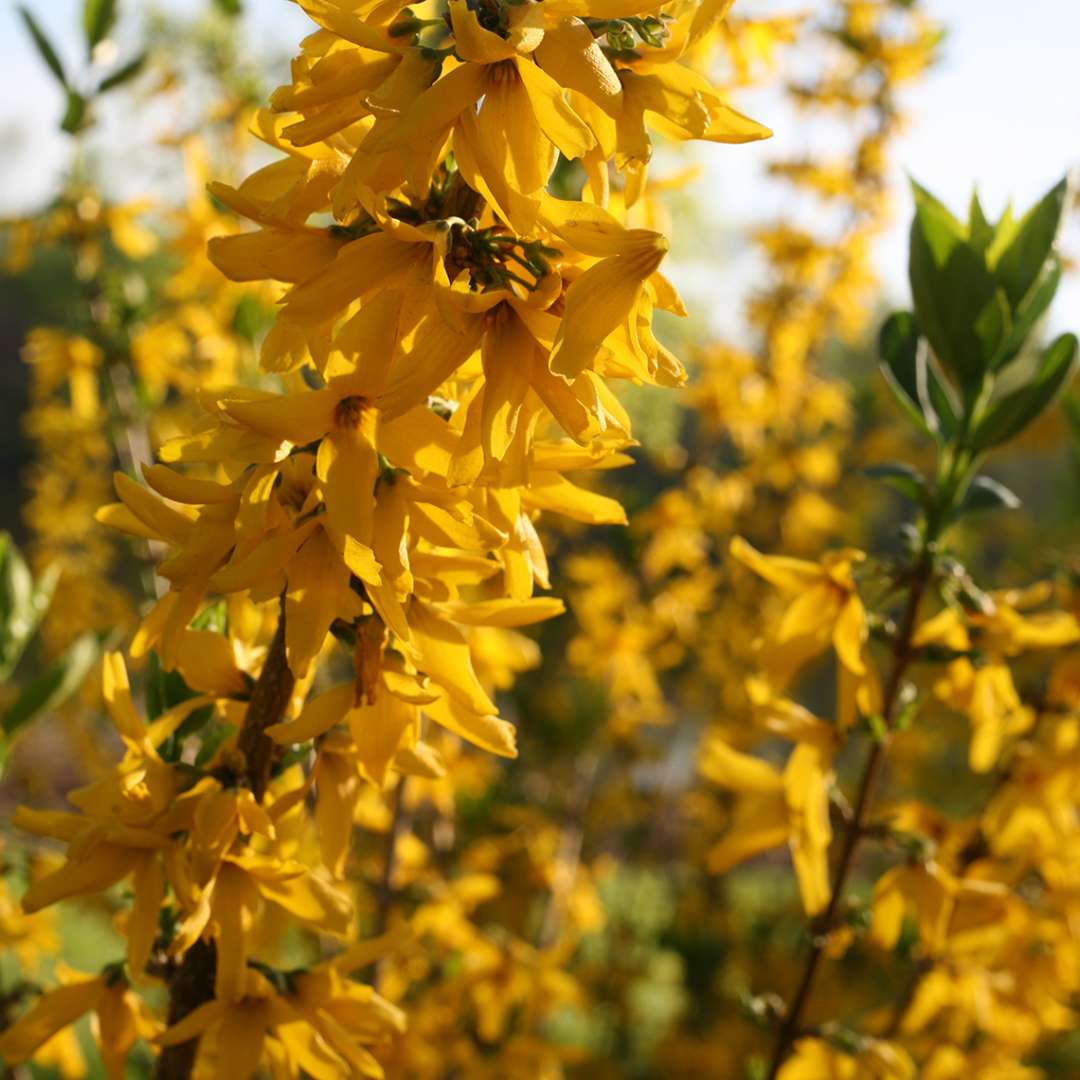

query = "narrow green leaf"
[213,0,244,14]
[993,176,1070,308]
[911,180,966,243]
[973,332,1078,450]
[991,256,1061,371]
[908,184,1000,398]
[83,0,118,55]
[0,633,101,766]
[18,6,67,86]
[955,475,1021,516]
[878,310,958,441]
[968,190,994,252]
[0,538,58,681]
[865,462,927,504]
[98,52,147,93]
[974,287,1012,369]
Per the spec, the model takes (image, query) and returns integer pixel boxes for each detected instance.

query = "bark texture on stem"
[153,939,217,1080]
[237,610,296,802]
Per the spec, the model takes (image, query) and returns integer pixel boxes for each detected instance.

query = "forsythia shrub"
[2,1,1078,1079]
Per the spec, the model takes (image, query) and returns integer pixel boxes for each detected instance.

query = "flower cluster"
[1,0,769,1076]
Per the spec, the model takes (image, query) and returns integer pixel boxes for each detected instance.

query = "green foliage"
[83,0,119,56]
[952,474,1021,517]
[878,309,958,442]
[98,52,147,93]
[1,632,102,769]
[907,176,1071,400]
[878,177,1076,536]
[19,0,146,133]
[863,462,927,506]
[971,332,1078,450]
[0,533,58,681]
[0,534,102,769]
[18,6,67,86]
[61,89,90,134]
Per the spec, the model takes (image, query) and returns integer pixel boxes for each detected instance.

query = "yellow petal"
[256,868,353,938]
[173,630,247,697]
[409,600,497,717]
[550,243,666,378]
[113,472,194,544]
[128,854,165,980]
[480,308,534,461]
[285,528,352,678]
[514,56,595,162]
[347,694,416,786]
[534,18,621,117]
[700,739,784,793]
[365,61,486,153]
[424,693,517,758]
[832,595,868,676]
[449,0,517,62]
[102,652,144,742]
[213,999,270,1078]
[266,683,354,744]
[142,464,237,505]
[210,519,320,594]
[729,536,822,593]
[0,977,103,1064]
[22,845,139,913]
[223,387,336,446]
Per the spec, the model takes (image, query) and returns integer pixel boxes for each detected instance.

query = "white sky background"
[1,0,1078,336]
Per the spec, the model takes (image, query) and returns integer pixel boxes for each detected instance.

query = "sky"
[1,0,1078,328]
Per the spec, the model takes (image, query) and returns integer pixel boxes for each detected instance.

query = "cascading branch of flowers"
[0,0,769,1077]
[708,180,1079,1076]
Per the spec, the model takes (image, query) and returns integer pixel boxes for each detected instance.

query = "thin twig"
[767,554,932,1076]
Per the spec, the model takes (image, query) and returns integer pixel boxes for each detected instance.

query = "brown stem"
[153,938,217,1080]
[155,605,295,1079]
[767,556,931,1076]
[237,606,296,802]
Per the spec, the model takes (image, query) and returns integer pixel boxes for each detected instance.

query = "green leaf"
[968,190,994,253]
[973,287,1012,369]
[973,332,1078,450]
[864,462,927,504]
[232,294,270,342]
[955,475,1021,516]
[18,6,67,86]
[878,310,959,441]
[83,0,118,55]
[145,650,216,761]
[213,0,244,14]
[0,537,59,681]
[0,632,101,768]
[194,719,237,766]
[98,52,147,92]
[908,182,1001,398]
[992,176,1070,309]
[991,256,1061,371]
[60,90,89,134]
